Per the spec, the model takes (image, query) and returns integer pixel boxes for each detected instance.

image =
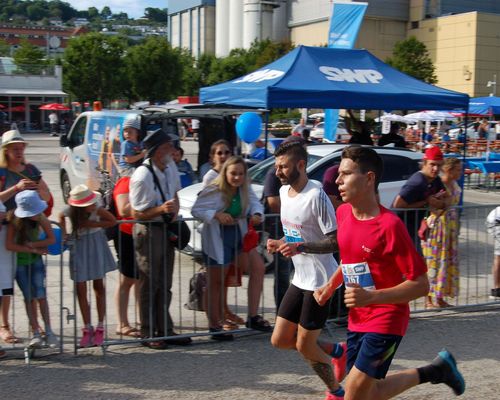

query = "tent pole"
[264,111,269,159]
[459,110,469,205]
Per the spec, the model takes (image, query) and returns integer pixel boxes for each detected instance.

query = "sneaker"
[324,388,345,400]
[79,327,93,348]
[430,349,466,395]
[45,333,59,349]
[29,334,43,348]
[489,288,500,300]
[332,342,347,383]
[93,326,104,346]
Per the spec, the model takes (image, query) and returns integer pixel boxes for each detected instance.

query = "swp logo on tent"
[319,66,383,84]
[234,69,285,83]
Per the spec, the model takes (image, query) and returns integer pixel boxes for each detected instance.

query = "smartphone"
[31,175,42,183]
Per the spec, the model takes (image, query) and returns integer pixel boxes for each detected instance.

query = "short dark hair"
[341,145,383,192]
[274,140,308,165]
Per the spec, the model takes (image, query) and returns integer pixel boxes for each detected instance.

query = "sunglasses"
[216,150,230,156]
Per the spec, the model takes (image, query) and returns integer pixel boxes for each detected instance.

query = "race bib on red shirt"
[342,262,376,290]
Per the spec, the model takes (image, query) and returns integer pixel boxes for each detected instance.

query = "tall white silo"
[272,0,289,42]
[243,0,260,49]
[229,0,244,50]
[216,0,230,56]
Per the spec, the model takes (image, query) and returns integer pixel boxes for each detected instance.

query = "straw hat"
[14,190,47,218]
[68,184,100,207]
[2,130,27,147]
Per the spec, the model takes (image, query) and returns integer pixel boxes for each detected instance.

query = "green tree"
[144,7,168,23]
[87,7,99,20]
[13,39,47,74]
[386,36,437,84]
[0,38,10,56]
[63,33,128,103]
[100,6,112,20]
[125,36,184,102]
[27,2,49,21]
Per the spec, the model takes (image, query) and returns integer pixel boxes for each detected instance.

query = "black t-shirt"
[396,171,445,240]
[378,133,407,148]
[262,167,283,238]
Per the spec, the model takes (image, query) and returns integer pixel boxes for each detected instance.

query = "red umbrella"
[6,105,25,112]
[39,103,71,111]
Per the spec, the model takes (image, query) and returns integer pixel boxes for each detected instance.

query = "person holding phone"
[0,130,53,345]
[315,146,465,400]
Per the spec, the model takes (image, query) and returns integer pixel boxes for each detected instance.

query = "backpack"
[184,268,206,311]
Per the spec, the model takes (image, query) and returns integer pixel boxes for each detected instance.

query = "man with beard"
[267,141,347,400]
[130,129,192,349]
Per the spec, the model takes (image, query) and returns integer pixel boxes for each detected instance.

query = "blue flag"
[325,2,367,142]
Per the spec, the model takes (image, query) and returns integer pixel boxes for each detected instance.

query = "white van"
[59,105,257,202]
[59,110,140,200]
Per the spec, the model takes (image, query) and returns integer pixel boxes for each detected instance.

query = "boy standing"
[315,145,465,399]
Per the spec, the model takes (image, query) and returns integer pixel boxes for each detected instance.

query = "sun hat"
[68,184,100,207]
[423,146,444,161]
[14,190,47,218]
[2,130,27,147]
[123,117,141,131]
[143,128,179,157]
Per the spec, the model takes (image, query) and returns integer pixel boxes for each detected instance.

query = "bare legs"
[114,274,139,331]
[76,279,106,326]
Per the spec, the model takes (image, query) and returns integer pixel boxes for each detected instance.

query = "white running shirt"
[280,180,338,290]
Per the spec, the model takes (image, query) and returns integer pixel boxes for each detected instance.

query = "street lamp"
[487,74,497,97]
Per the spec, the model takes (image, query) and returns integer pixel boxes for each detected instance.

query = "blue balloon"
[236,112,262,143]
[40,226,67,255]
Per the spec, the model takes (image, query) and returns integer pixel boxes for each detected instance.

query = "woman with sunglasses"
[202,140,232,187]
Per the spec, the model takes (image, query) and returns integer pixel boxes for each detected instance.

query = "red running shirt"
[337,203,427,336]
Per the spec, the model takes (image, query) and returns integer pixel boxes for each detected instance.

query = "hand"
[314,284,335,306]
[344,283,373,308]
[266,238,283,254]
[215,212,235,225]
[277,241,302,258]
[250,214,262,226]
[16,179,38,191]
[162,199,178,215]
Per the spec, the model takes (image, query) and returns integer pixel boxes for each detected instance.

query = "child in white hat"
[5,190,58,348]
[58,184,117,348]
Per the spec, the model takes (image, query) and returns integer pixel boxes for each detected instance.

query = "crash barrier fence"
[2,203,499,359]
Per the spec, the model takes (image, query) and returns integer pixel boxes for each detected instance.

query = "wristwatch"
[296,244,305,253]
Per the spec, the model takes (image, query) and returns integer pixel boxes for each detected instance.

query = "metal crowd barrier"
[3,204,499,359]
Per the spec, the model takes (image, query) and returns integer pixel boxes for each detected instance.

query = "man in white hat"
[129,129,191,348]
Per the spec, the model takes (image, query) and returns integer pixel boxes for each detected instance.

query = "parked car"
[310,121,349,142]
[178,144,423,256]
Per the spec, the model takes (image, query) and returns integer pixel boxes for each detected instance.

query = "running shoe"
[79,327,94,348]
[430,348,466,395]
[29,334,43,348]
[45,333,59,349]
[93,326,105,346]
[489,288,500,300]
[332,342,347,383]
[324,389,344,400]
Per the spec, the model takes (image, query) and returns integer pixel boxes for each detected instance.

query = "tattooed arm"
[276,230,338,257]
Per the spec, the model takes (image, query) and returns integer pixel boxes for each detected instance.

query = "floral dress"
[422,181,461,299]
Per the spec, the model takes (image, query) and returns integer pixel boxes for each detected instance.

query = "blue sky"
[65,1,168,19]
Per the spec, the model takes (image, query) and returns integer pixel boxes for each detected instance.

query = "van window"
[308,156,341,183]
[68,116,87,147]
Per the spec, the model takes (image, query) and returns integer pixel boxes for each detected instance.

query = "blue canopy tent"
[200,46,469,111]
[469,96,500,115]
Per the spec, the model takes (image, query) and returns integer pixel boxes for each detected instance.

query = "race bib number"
[283,226,302,243]
[342,262,375,290]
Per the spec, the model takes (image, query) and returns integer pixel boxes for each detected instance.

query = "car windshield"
[248,154,322,184]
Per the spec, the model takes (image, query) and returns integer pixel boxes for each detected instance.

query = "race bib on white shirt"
[283,226,303,243]
[342,262,375,290]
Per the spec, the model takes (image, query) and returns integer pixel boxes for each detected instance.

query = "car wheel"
[61,171,71,204]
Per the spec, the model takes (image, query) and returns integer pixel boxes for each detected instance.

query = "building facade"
[168,0,500,97]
